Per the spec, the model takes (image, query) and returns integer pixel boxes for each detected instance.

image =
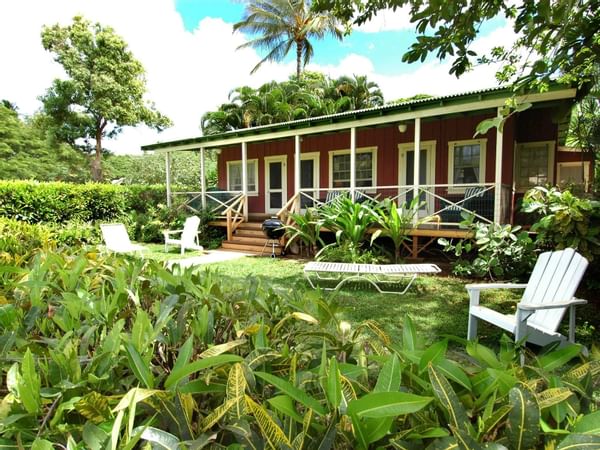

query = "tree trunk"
[296,40,302,81]
[91,127,103,181]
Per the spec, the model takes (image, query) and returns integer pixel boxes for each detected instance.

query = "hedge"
[0,180,166,224]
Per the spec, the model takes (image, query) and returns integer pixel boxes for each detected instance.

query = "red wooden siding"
[216,107,560,214]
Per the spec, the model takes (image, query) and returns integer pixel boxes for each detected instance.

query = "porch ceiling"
[143,84,576,153]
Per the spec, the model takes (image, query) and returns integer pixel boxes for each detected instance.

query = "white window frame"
[557,161,590,190]
[514,141,555,192]
[328,146,378,192]
[226,159,259,195]
[264,155,287,213]
[448,139,487,192]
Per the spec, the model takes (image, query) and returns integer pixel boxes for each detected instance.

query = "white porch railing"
[276,183,512,227]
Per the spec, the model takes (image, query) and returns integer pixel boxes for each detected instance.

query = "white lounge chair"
[304,261,441,294]
[100,223,148,255]
[163,216,204,255]
[467,248,588,349]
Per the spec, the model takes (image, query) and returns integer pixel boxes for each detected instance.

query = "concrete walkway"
[166,249,255,269]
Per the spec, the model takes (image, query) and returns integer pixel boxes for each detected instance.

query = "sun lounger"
[304,261,441,294]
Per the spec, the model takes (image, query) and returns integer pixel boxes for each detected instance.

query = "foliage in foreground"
[1,250,599,448]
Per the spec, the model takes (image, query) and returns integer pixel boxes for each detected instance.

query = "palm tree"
[233,0,343,80]
[334,75,384,110]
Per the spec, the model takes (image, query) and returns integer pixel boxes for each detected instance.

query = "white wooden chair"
[162,216,203,255]
[466,248,588,349]
[100,223,148,255]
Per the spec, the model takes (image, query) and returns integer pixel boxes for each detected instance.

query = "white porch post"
[494,107,503,223]
[350,127,356,199]
[165,152,172,208]
[294,135,301,194]
[413,118,421,225]
[200,147,206,210]
[241,142,248,220]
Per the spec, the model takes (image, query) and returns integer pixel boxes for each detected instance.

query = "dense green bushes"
[0,180,166,224]
[1,249,599,448]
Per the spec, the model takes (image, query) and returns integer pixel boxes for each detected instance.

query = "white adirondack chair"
[100,223,148,254]
[163,216,204,254]
[466,248,588,348]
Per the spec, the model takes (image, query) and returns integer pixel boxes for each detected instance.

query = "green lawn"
[203,256,524,346]
[142,243,205,262]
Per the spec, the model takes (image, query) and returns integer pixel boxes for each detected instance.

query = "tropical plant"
[40,16,171,180]
[1,243,599,449]
[317,194,379,261]
[439,213,537,280]
[233,0,343,80]
[522,186,600,261]
[371,197,421,263]
[283,207,323,256]
[334,74,384,111]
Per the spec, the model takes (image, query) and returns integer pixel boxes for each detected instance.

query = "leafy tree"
[0,104,90,182]
[312,0,600,98]
[201,73,385,134]
[40,16,171,181]
[234,0,343,80]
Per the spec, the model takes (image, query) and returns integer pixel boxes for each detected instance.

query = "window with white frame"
[448,139,486,186]
[227,159,258,193]
[515,141,554,191]
[557,161,589,190]
[329,148,377,188]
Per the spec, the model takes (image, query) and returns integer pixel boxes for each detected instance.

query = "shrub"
[1,249,598,448]
[439,214,536,280]
[522,186,600,261]
[0,217,56,266]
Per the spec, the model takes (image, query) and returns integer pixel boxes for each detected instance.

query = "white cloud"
[0,2,518,156]
[356,6,413,33]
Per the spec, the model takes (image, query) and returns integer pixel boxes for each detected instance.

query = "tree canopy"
[40,16,172,181]
[201,72,384,135]
[234,0,343,80]
[312,0,600,98]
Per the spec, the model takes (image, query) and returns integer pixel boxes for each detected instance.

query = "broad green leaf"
[557,433,600,449]
[572,410,600,434]
[82,422,109,450]
[402,315,418,351]
[226,363,247,418]
[255,371,326,415]
[135,426,180,450]
[200,398,237,431]
[31,439,53,450]
[349,412,370,450]
[481,405,511,439]
[172,336,194,373]
[434,359,471,391]
[178,380,226,394]
[164,355,243,390]
[125,343,154,389]
[19,349,40,414]
[347,392,433,418]
[537,345,581,372]
[466,342,501,369]
[506,386,539,450]
[326,357,342,409]
[428,364,472,435]
[425,436,459,449]
[268,395,304,423]
[374,354,401,393]
[419,339,448,373]
[537,387,573,410]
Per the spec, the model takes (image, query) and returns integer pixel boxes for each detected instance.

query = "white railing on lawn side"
[289,183,507,227]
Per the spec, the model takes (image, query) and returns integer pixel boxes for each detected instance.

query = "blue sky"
[0,0,514,153]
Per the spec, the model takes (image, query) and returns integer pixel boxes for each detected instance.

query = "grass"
[205,256,525,346]
[141,243,205,263]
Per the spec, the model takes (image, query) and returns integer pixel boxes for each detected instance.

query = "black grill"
[262,218,285,239]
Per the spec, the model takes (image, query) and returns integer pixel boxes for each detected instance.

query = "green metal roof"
[142,84,575,151]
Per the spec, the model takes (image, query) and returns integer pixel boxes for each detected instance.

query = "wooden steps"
[220,221,284,256]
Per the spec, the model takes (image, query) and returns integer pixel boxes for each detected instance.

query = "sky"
[0,0,516,155]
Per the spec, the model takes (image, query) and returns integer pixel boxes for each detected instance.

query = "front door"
[398,141,436,216]
[265,156,287,214]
